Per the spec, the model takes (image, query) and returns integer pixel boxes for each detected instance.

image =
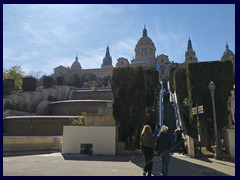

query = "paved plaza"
[3,152,235,176]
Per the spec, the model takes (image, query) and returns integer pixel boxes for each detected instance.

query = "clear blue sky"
[3,4,235,76]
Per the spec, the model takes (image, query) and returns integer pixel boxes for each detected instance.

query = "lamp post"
[208,81,221,160]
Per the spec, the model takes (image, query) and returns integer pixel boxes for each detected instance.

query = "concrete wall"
[224,129,235,159]
[62,126,116,155]
[3,136,62,154]
[85,114,115,126]
[49,100,113,115]
[186,135,195,158]
[4,115,115,136]
[70,89,113,100]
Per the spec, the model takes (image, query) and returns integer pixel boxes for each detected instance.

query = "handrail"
[173,92,182,128]
[158,81,164,126]
[167,80,182,128]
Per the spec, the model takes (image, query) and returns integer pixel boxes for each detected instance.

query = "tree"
[3,65,25,90]
[112,66,146,146]
[29,70,43,79]
[187,61,234,149]
[173,67,188,104]
[144,69,160,128]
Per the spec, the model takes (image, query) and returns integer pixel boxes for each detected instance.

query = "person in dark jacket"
[174,126,185,154]
[140,125,154,176]
[153,125,161,148]
[156,125,172,176]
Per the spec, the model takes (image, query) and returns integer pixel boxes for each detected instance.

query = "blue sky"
[3,4,235,76]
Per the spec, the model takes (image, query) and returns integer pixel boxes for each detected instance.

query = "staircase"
[163,101,176,143]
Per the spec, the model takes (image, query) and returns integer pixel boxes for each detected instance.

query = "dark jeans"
[142,147,153,176]
[161,154,170,176]
[176,140,185,154]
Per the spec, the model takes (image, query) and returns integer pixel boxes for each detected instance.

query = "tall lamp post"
[208,81,221,160]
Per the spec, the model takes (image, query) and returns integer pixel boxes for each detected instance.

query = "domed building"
[118,26,172,78]
[71,55,82,73]
[221,42,235,73]
[221,43,235,61]
[131,26,156,67]
[54,46,113,78]
[53,26,233,81]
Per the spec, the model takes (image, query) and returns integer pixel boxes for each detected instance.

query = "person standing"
[156,125,172,176]
[140,125,154,176]
[174,127,185,154]
[153,125,161,149]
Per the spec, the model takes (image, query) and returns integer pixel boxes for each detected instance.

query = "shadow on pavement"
[62,154,141,162]
[62,154,232,176]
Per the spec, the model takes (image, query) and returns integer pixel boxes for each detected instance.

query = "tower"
[185,38,198,64]
[102,46,113,68]
[221,42,235,62]
[221,42,235,73]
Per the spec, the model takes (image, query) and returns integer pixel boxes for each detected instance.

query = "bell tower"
[185,38,198,64]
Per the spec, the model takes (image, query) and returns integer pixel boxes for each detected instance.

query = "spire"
[143,25,147,37]
[188,38,193,50]
[75,54,78,61]
[105,45,110,57]
[226,42,229,50]
[102,45,112,67]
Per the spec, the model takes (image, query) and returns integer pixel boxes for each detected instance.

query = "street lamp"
[208,81,221,160]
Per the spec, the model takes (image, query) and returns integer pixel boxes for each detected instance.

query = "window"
[142,48,147,55]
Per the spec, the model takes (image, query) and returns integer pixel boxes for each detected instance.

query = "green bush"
[3,80,12,97]
[4,79,15,90]
[70,112,86,126]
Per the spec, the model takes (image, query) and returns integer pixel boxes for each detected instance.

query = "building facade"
[53,26,234,79]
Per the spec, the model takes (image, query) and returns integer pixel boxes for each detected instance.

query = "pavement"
[3,152,235,176]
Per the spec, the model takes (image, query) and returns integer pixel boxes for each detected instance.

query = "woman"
[156,125,172,176]
[140,125,154,176]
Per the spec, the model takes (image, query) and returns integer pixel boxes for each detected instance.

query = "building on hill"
[221,42,235,73]
[53,26,234,81]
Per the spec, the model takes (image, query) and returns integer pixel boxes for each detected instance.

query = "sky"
[3,4,235,76]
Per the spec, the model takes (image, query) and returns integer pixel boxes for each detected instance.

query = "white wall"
[62,126,116,155]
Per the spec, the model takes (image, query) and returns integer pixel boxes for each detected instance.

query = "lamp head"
[208,81,216,94]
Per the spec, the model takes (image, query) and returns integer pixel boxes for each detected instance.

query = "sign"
[198,105,204,114]
[192,105,204,115]
[192,107,197,115]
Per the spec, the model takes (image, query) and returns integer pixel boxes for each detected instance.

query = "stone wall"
[3,86,71,113]
[49,100,113,115]
[4,115,115,136]
[70,89,113,100]
[3,134,127,156]
[3,136,62,155]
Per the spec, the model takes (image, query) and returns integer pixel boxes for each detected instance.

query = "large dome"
[135,27,155,49]
[71,55,82,71]
[221,43,235,61]
[134,26,156,62]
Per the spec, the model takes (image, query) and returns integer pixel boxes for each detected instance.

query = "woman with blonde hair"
[156,125,172,176]
[140,125,154,176]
